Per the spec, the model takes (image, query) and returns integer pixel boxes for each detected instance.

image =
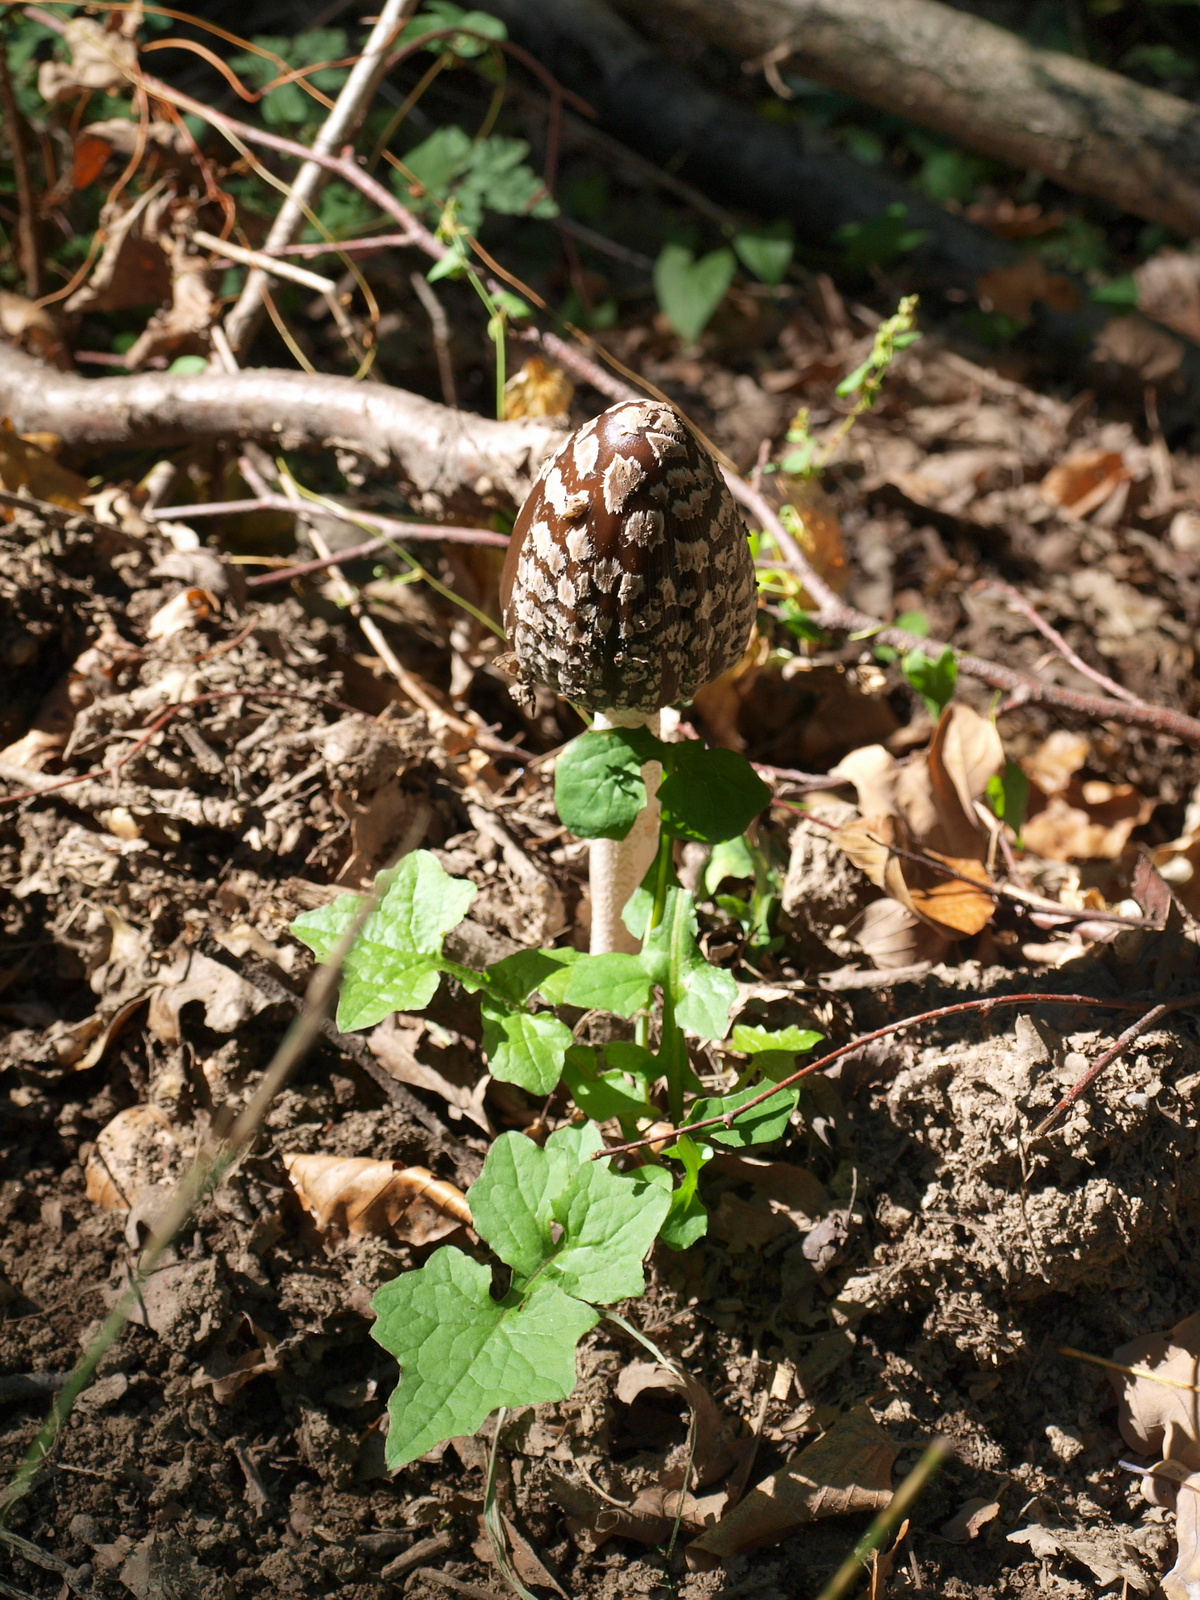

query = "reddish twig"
[594,993,1149,1160]
[981,581,1139,706]
[726,476,1200,749]
[0,47,38,297]
[1032,992,1200,1136]
[0,690,356,808]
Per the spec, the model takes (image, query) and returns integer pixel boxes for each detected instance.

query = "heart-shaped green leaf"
[654,244,736,344]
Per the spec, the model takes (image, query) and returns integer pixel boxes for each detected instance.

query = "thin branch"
[726,475,1200,749]
[411,271,458,409]
[982,581,1139,705]
[1032,993,1200,1136]
[222,0,418,354]
[143,497,510,560]
[595,993,1148,1159]
[0,48,38,297]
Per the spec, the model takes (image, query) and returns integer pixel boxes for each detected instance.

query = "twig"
[144,496,509,556]
[595,992,1147,1159]
[0,1529,91,1597]
[0,49,38,297]
[222,0,417,355]
[1032,992,1200,1136]
[981,581,1139,706]
[726,475,1200,749]
[0,690,357,809]
[410,271,458,409]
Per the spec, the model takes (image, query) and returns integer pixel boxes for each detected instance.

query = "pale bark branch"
[0,344,563,517]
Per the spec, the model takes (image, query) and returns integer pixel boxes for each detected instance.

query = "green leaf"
[900,644,957,719]
[658,1134,710,1249]
[687,1082,799,1147]
[732,220,794,285]
[405,124,473,196]
[485,948,582,1004]
[480,999,572,1094]
[548,1158,671,1301]
[653,244,736,343]
[561,953,655,1018]
[985,759,1030,836]
[562,1045,654,1123]
[289,851,475,1031]
[167,354,208,374]
[643,885,738,1041]
[468,1130,571,1277]
[659,744,771,844]
[372,1249,597,1469]
[731,1022,823,1083]
[704,836,756,895]
[676,960,739,1040]
[555,730,664,840]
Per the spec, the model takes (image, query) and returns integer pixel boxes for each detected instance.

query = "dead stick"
[0,49,38,298]
[596,992,1149,1159]
[982,580,1139,706]
[1032,993,1200,1136]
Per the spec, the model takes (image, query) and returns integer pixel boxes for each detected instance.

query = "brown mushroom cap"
[500,399,756,714]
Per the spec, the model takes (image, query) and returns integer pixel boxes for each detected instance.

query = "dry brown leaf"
[906,854,995,935]
[66,186,175,316]
[941,1497,1001,1543]
[976,258,1078,320]
[966,194,1062,238]
[1112,1311,1200,1473]
[85,1104,181,1211]
[709,1192,791,1251]
[1022,784,1153,861]
[368,1015,492,1135]
[1024,730,1090,795]
[1092,315,1184,386]
[37,16,138,101]
[1041,449,1130,517]
[1136,249,1200,347]
[926,705,1002,858]
[147,950,269,1046]
[0,292,69,366]
[282,1152,471,1245]
[144,587,218,641]
[503,357,574,419]
[124,235,219,370]
[193,1315,282,1404]
[688,1405,899,1562]
[615,1362,741,1490]
[0,424,88,511]
[868,1517,909,1599]
[1008,1520,1153,1592]
[707,1153,829,1216]
[854,898,950,969]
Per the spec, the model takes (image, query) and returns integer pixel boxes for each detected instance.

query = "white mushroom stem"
[589,708,677,955]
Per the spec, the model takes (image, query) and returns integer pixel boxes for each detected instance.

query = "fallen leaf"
[853,897,949,970]
[193,1315,283,1404]
[688,1405,899,1561]
[1112,1311,1200,1473]
[615,1361,741,1490]
[0,292,68,366]
[707,1153,829,1216]
[1024,731,1090,795]
[966,194,1062,238]
[942,1497,1000,1542]
[282,1152,471,1245]
[147,949,269,1046]
[37,16,138,101]
[124,231,220,370]
[145,587,218,640]
[1022,784,1153,861]
[1041,450,1130,517]
[976,258,1078,320]
[65,185,175,316]
[868,1517,909,1599]
[368,1014,492,1135]
[1008,1520,1152,1592]
[85,1104,182,1211]
[1092,316,1184,387]
[503,357,574,419]
[1136,249,1200,347]
[0,423,88,512]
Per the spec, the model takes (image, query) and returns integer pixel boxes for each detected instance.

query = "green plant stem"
[661,885,690,1125]
[815,1438,950,1600]
[648,827,673,934]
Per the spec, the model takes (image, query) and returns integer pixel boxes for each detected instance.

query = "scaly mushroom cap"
[500,399,756,714]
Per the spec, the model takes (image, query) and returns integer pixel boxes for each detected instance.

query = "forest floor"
[4,294,1200,1600]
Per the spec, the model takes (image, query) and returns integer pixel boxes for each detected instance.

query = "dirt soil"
[4,338,1200,1600]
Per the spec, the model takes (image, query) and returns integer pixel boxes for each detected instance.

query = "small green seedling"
[291,729,821,1469]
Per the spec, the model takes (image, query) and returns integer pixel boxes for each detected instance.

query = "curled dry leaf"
[37,16,138,101]
[147,950,268,1047]
[1135,249,1200,348]
[1092,316,1184,387]
[615,1362,741,1490]
[688,1404,899,1563]
[975,258,1078,320]
[1040,450,1130,517]
[84,1104,182,1211]
[832,704,1002,953]
[282,1152,471,1245]
[145,587,218,641]
[1021,733,1154,861]
[0,293,69,368]
[503,357,574,419]
[1109,1312,1200,1600]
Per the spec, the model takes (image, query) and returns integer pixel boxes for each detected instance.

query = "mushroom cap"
[500,399,756,714]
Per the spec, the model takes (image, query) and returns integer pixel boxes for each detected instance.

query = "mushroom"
[500,398,756,953]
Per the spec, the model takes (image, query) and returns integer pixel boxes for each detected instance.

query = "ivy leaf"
[732,220,794,285]
[372,1250,598,1470]
[555,730,663,840]
[480,999,572,1095]
[659,744,771,844]
[289,851,475,1031]
[686,1083,799,1148]
[654,243,736,343]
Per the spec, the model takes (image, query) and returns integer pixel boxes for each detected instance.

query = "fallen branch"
[618,0,1200,239]
[0,343,563,517]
